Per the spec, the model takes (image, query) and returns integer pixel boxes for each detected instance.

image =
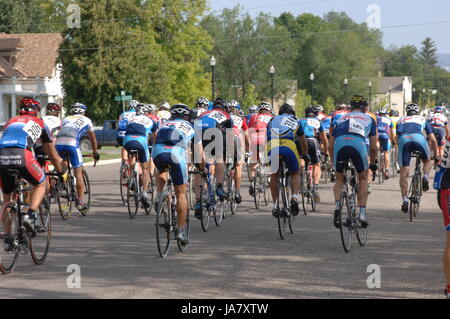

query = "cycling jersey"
[390,116,400,130]
[117,110,136,145]
[0,115,51,150]
[123,115,155,163]
[332,111,377,173]
[248,113,273,145]
[428,113,448,128]
[231,114,248,136]
[56,115,94,148]
[189,108,207,124]
[152,118,195,185]
[377,116,394,135]
[267,114,304,173]
[245,112,256,125]
[317,113,327,121]
[41,115,61,142]
[396,115,433,167]
[435,137,450,189]
[299,117,324,138]
[157,110,171,123]
[322,115,332,135]
[331,110,349,126]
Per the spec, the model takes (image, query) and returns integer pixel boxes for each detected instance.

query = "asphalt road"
[0,162,446,299]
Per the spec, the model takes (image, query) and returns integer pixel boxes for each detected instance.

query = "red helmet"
[47,103,61,112]
[19,97,41,115]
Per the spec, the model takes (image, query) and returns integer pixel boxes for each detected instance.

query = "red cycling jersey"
[247,113,273,145]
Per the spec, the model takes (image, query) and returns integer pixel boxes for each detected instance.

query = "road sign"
[114,95,132,102]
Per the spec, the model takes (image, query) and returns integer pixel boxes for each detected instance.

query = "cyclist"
[117,100,137,167]
[433,135,450,299]
[316,105,327,121]
[389,109,401,172]
[147,104,161,126]
[397,103,438,213]
[0,97,64,238]
[247,102,274,196]
[36,103,62,168]
[267,103,308,217]
[299,106,328,202]
[55,103,99,210]
[152,104,195,244]
[428,106,449,162]
[193,98,233,203]
[330,104,349,128]
[229,100,249,204]
[245,105,258,125]
[123,104,156,207]
[157,101,171,123]
[189,97,209,124]
[330,95,378,228]
[377,108,395,180]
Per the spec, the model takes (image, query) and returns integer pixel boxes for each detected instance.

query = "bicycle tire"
[177,211,190,252]
[200,180,211,232]
[277,190,287,240]
[127,172,139,219]
[301,172,309,215]
[339,192,352,253]
[229,175,237,215]
[144,177,155,216]
[79,170,91,216]
[119,165,129,206]
[253,168,261,210]
[0,202,19,274]
[214,198,225,226]
[56,178,72,220]
[156,191,171,258]
[30,197,51,265]
[188,173,195,210]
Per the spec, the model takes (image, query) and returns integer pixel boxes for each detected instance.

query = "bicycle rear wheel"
[409,174,421,221]
[79,170,91,216]
[177,211,190,252]
[215,199,225,226]
[338,192,352,253]
[30,197,51,265]
[301,172,309,215]
[119,165,129,206]
[143,177,154,216]
[56,178,72,220]
[0,203,19,274]
[199,181,211,232]
[188,173,196,210]
[127,172,139,219]
[228,175,237,215]
[156,191,171,258]
[253,169,262,209]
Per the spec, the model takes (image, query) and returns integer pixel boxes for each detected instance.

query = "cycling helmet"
[70,102,87,115]
[228,100,240,110]
[147,104,157,113]
[213,98,228,112]
[238,110,245,117]
[350,95,368,109]
[19,97,41,115]
[305,106,317,117]
[315,104,324,114]
[379,108,388,115]
[389,109,399,117]
[128,100,139,110]
[46,103,61,112]
[336,103,347,110]
[249,105,258,113]
[196,97,209,108]
[135,103,148,116]
[159,101,170,111]
[258,102,272,112]
[170,104,190,118]
[405,103,420,115]
[435,106,445,113]
[279,103,296,117]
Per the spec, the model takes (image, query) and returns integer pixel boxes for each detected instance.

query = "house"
[0,33,63,124]
[373,76,413,116]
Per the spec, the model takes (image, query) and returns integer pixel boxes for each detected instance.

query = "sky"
[208,0,450,54]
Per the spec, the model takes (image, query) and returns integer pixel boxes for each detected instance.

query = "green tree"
[294,89,313,117]
[240,83,258,112]
[419,37,438,67]
[0,0,46,33]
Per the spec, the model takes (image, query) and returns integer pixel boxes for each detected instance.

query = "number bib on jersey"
[164,121,194,136]
[209,111,227,124]
[280,116,298,130]
[306,119,320,130]
[232,115,243,129]
[348,119,365,136]
[23,120,42,143]
[258,115,272,124]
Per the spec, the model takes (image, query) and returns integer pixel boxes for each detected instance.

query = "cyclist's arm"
[43,142,63,173]
[428,133,439,158]
[445,123,449,137]
[320,131,328,155]
[87,130,98,153]
[297,135,308,158]
[329,135,335,166]
[369,135,378,166]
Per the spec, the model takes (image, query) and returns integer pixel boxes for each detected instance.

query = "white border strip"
[84,158,122,167]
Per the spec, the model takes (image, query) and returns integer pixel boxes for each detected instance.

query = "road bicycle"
[390,144,399,178]
[336,161,367,253]
[155,166,190,258]
[407,152,423,222]
[377,150,387,184]
[321,154,335,184]
[195,164,217,232]
[126,150,152,219]
[0,170,54,274]
[225,161,237,216]
[301,160,316,215]
[273,157,295,240]
[252,155,270,210]
[56,152,96,220]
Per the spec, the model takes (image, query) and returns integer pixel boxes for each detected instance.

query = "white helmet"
[159,101,170,111]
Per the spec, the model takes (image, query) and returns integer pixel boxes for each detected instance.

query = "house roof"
[0,33,62,78]
[377,76,412,93]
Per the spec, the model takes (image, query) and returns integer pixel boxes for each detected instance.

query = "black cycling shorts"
[307,138,321,164]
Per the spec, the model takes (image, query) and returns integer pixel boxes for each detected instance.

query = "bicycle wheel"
[156,191,171,258]
[277,182,288,240]
[338,192,352,253]
[56,178,72,220]
[188,173,195,210]
[228,175,237,215]
[143,177,154,216]
[127,172,139,219]
[215,198,225,226]
[119,165,129,206]
[253,169,262,210]
[262,170,269,206]
[377,155,383,184]
[30,197,51,265]
[200,182,211,232]
[177,211,190,252]
[409,175,421,221]
[301,172,309,215]
[80,170,91,216]
[0,203,19,274]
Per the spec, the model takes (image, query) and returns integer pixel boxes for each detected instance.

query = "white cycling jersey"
[56,115,94,147]
[42,115,62,142]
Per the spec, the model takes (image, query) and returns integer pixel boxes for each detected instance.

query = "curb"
[84,158,122,167]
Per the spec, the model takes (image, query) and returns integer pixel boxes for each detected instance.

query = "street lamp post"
[310,73,315,105]
[368,81,372,111]
[270,65,275,107]
[344,78,348,103]
[210,56,216,101]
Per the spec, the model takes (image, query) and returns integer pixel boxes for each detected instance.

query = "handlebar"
[83,154,98,167]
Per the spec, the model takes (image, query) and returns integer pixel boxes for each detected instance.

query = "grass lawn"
[82,152,121,162]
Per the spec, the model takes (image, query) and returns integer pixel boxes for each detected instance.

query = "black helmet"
[405,103,420,115]
[213,98,228,112]
[279,103,296,117]
[389,109,399,117]
[170,104,190,118]
[350,95,368,109]
[305,106,317,117]
[196,97,209,108]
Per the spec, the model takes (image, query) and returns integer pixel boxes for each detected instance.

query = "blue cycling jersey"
[155,118,195,147]
[267,114,304,142]
[332,111,377,140]
[299,117,324,138]
[377,116,394,134]
[125,115,155,137]
[396,115,433,137]
[118,110,136,131]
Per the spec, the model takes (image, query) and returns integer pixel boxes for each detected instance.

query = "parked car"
[80,120,120,151]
